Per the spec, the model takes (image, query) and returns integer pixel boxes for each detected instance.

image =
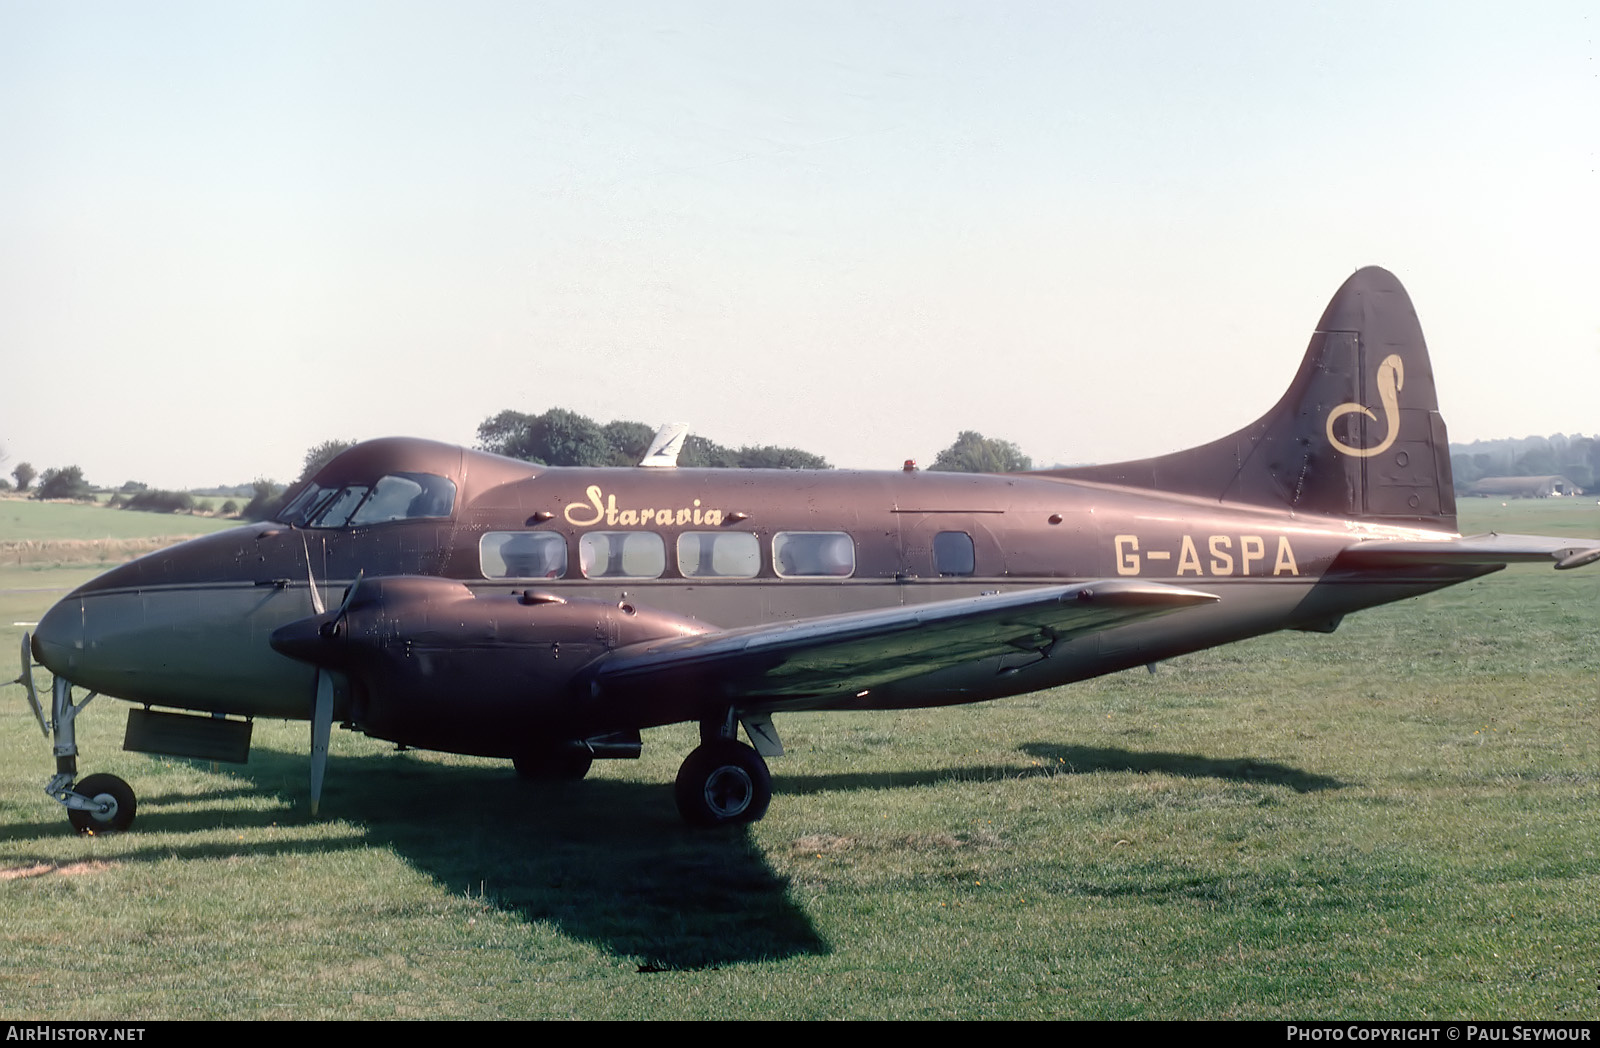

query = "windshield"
[274,472,456,528]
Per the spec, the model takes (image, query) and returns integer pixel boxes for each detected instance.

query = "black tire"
[674,740,771,827]
[512,742,593,781]
[67,774,137,834]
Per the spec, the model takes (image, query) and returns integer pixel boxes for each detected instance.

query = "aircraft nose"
[31,596,85,679]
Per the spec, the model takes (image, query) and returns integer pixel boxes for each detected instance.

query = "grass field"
[1,499,1596,1019]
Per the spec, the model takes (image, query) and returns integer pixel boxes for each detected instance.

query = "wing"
[591,580,1217,711]
[1333,532,1600,572]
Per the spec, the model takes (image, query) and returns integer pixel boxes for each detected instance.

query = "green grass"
[0,500,1596,1018]
[0,496,240,542]
[0,497,241,570]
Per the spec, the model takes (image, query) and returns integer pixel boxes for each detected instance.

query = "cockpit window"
[276,483,331,525]
[276,473,456,528]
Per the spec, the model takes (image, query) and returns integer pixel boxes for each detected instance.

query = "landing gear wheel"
[674,739,771,827]
[512,743,593,781]
[66,774,137,834]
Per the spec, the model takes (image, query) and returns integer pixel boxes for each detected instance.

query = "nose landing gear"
[14,635,139,834]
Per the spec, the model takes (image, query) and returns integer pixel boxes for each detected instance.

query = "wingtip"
[1555,547,1600,571]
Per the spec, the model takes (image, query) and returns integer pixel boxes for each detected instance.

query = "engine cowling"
[270,576,710,755]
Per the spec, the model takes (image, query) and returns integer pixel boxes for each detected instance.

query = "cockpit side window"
[347,473,456,526]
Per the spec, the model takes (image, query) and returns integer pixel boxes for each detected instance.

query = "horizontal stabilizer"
[1333,532,1600,572]
[594,580,1217,702]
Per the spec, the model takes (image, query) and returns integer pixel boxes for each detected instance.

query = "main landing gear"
[674,738,771,826]
[673,711,783,827]
[15,635,138,834]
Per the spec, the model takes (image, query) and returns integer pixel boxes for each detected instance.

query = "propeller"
[16,633,48,738]
[298,524,362,816]
[309,570,365,815]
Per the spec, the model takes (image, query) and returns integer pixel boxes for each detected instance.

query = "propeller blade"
[332,570,365,626]
[302,533,325,616]
[310,669,333,816]
[17,633,48,737]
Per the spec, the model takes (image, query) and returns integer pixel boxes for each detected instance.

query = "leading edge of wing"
[1333,532,1600,572]
[593,580,1218,701]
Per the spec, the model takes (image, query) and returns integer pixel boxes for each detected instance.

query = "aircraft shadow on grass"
[3,738,1341,966]
[769,742,1344,796]
[6,745,829,970]
[1017,743,1345,794]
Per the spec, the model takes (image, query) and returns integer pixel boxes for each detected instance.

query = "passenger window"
[773,532,855,578]
[934,531,975,576]
[481,532,567,579]
[579,532,666,579]
[678,532,760,578]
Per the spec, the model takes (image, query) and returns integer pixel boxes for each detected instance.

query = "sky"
[1,1,1595,490]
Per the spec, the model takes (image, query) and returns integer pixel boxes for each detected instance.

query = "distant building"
[1467,475,1583,498]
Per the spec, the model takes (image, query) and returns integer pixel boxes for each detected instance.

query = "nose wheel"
[64,774,137,834]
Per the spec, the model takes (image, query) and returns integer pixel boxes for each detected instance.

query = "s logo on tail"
[1326,354,1404,458]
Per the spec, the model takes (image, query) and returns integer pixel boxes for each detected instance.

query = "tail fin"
[1045,266,1457,531]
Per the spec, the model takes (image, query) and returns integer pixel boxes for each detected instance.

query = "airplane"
[12,266,1598,833]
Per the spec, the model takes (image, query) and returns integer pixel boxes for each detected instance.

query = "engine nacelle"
[271,577,710,755]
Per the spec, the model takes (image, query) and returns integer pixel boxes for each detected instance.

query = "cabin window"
[773,531,855,578]
[678,532,760,579]
[934,531,975,576]
[579,532,666,579]
[480,532,567,579]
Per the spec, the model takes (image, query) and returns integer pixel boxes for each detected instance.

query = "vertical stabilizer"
[1044,267,1457,531]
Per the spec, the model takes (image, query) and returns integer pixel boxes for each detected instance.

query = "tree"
[601,420,656,466]
[735,445,831,469]
[13,462,36,492]
[478,408,611,466]
[929,431,1033,473]
[301,439,358,482]
[477,410,538,459]
[121,489,195,514]
[33,466,92,501]
[532,409,610,466]
[241,479,284,521]
[480,407,834,469]
[678,434,740,468]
